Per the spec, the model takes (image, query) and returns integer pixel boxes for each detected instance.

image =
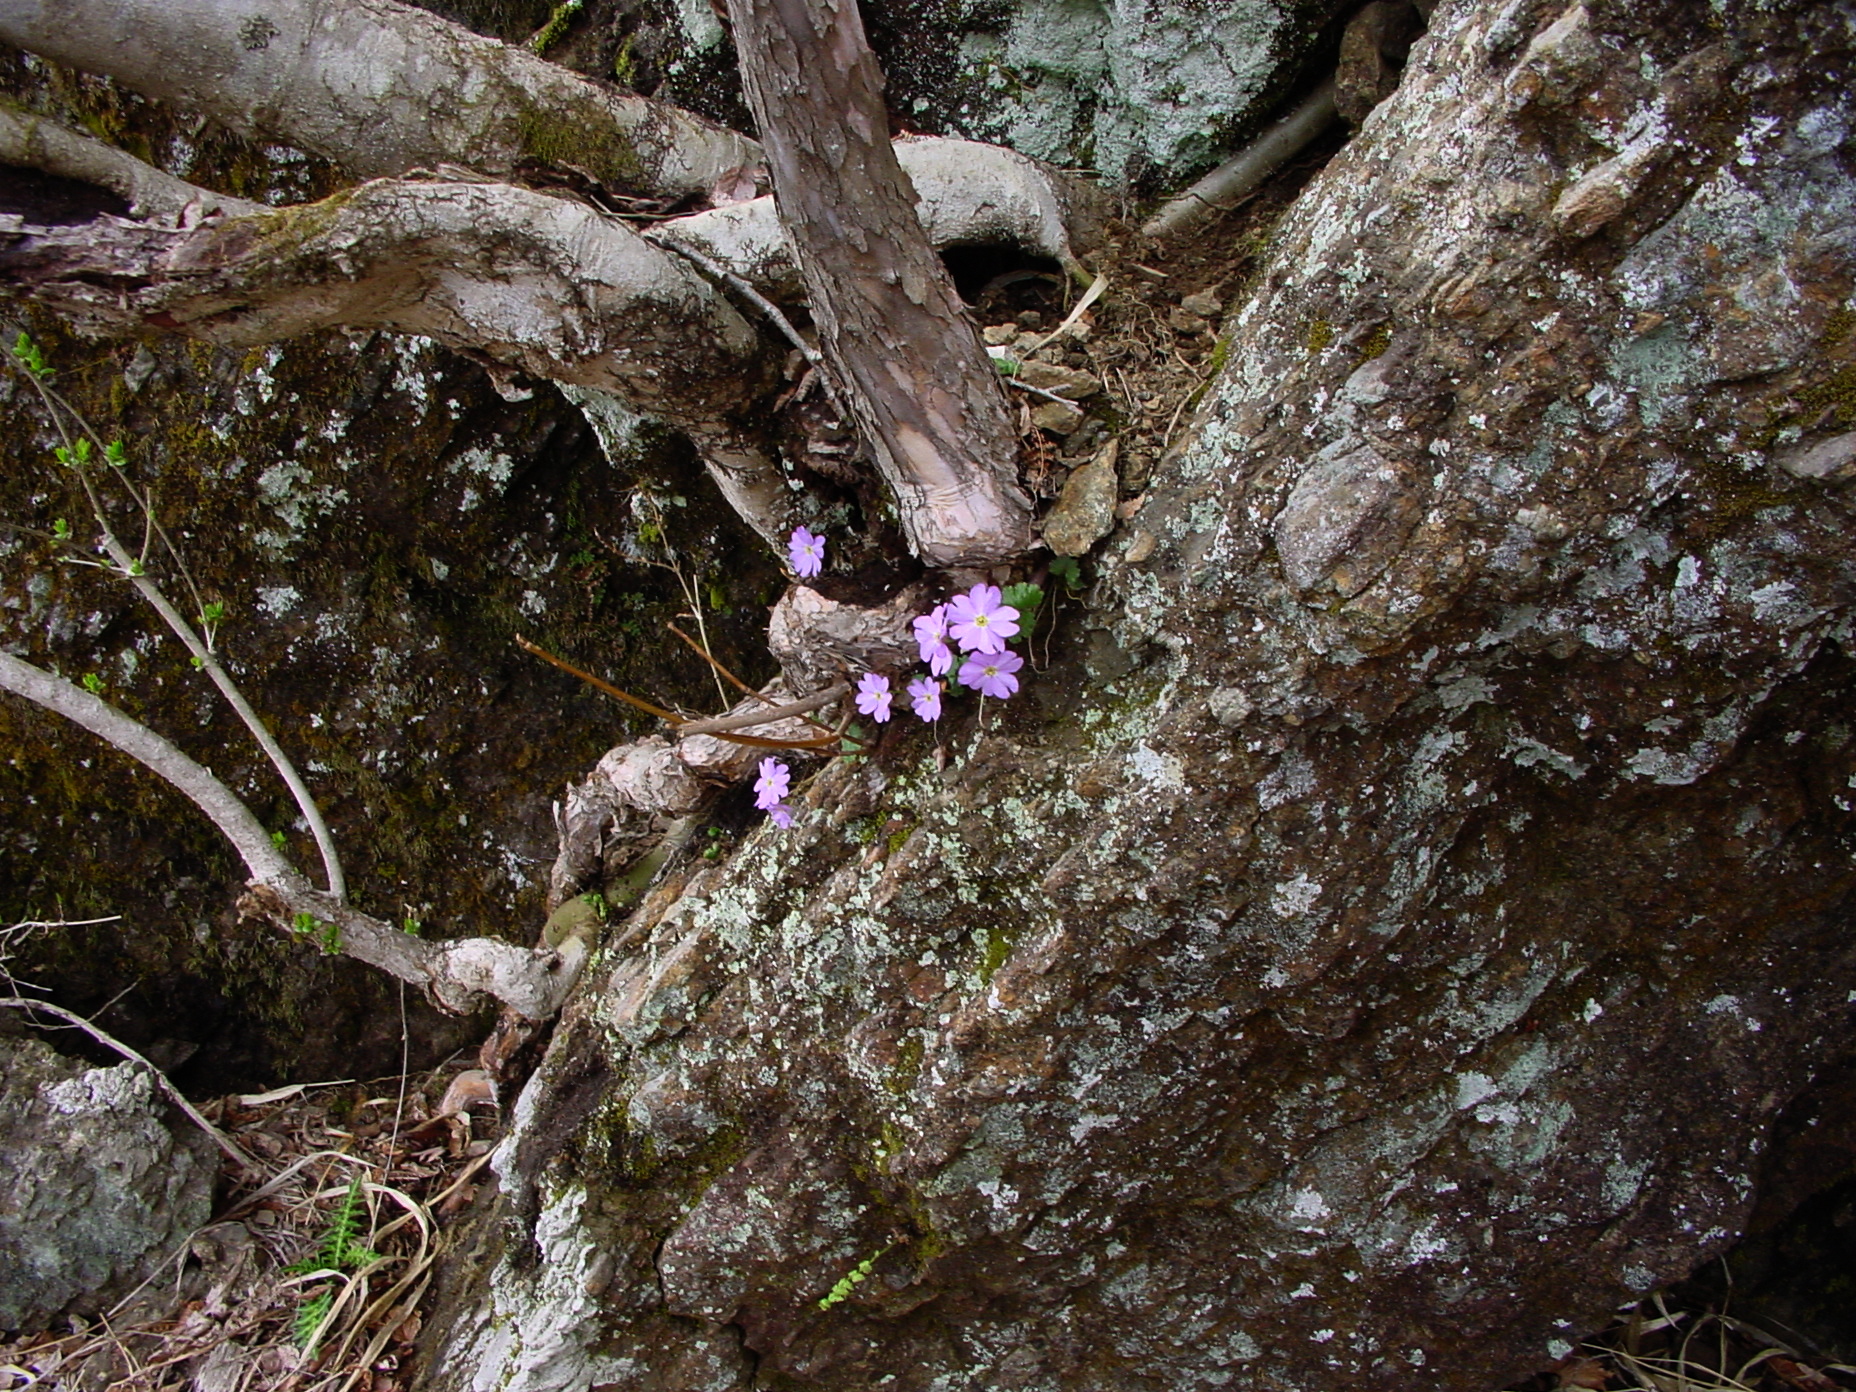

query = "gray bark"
[725,0,1036,567]
[0,0,759,199]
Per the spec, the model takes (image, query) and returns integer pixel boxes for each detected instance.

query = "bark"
[0,101,263,223]
[0,651,580,1019]
[725,0,1036,568]
[418,1,1856,1388]
[0,175,777,424]
[0,0,759,200]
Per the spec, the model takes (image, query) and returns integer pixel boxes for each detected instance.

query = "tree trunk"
[725,0,1035,567]
[416,0,1856,1387]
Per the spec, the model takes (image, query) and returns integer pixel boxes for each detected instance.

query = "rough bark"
[725,0,1036,567]
[0,0,759,200]
[0,176,774,421]
[417,0,1856,1388]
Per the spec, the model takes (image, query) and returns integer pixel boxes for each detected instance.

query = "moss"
[1305,319,1334,354]
[528,0,583,54]
[885,1033,925,1096]
[1357,321,1393,361]
[976,920,1023,985]
[514,100,644,188]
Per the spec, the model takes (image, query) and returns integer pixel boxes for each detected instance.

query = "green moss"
[514,101,644,188]
[1305,319,1334,354]
[976,921,1022,985]
[885,1033,924,1096]
[527,0,582,53]
[1358,322,1393,361]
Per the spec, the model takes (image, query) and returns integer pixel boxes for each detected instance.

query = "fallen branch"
[1141,79,1339,241]
[0,652,578,1018]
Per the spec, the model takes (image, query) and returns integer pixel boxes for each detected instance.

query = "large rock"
[0,1035,215,1334]
[416,0,1856,1387]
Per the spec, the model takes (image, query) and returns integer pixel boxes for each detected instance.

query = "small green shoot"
[293,1289,334,1351]
[104,440,127,467]
[402,916,422,936]
[10,332,50,380]
[288,1177,379,1352]
[81,673,104,695]
[51,517,71,542]
[270,830,288,849]
[1048,555,1083,593]
[201,600,226,624]
[817,1244,893,1311]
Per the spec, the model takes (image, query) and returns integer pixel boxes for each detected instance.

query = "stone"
[1168,307,1211,335]
[1180,290,1224,319]
[1273,441,1424,596]
[1029,399,1086,434]
[982,324,1018,346]
[1013,361,1102,398]
[0,1036,214,1334]
[1040,440,1119,556]
[1778,431,1856,481]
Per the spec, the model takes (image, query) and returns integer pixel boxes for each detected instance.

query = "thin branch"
[8,350,347,898]
[672,683,849,735]
[650,236,848,417]
[514,635,685,723]
[0,996,254,1169]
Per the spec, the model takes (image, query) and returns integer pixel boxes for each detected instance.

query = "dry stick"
[513,635,685,723]
[665,620,839,737]
[1141,77,1340,240]
[516,634,843,749]
[673,683,850,735]
[0,996,254,1167]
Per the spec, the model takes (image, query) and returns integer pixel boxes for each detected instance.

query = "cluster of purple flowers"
[764,528,1031,829]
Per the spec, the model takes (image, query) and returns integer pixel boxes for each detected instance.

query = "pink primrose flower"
[946,583,1019,654]
[788,526,825,578]
[912,603,955,676]
[958,648,1023,699]
[753,757,791,811]
[855,671,893,723]
[907,676,942,722]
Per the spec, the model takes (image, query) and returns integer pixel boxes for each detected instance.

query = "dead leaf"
[1556,1356,1614,1389]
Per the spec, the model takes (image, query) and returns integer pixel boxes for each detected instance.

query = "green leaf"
[51,518,71,542]
[126,559,144,576]
[81,672,105,695]
[104,439,127,467]
[271,830,288,849]
[201,600,226,624]
[401,917,422,936]
[1048,555,1082,591]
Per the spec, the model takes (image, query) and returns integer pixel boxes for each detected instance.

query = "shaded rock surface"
[0,1035,214,1334]
[418,0,1856,1389]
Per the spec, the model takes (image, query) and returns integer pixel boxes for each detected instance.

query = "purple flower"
[753,757,790,810]
[788,526,825,578]
[958,648,1024,699]
[767,803,795,829]
[855,671,893,723]
[912,604,955,676]
[907,677,942,722]
[946,583,1020,654]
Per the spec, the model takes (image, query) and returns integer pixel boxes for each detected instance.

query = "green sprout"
[51,517,71,542]
[1048,555,1083,592]
[10,331,50,380]
[104,439,127,467]
[81,673,105,695]
[817,1244,893,1311]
